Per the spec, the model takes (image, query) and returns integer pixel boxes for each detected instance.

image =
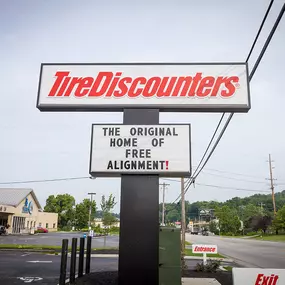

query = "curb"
[219,266,227,271]
[184,256,233,262]
[0,248,56,253]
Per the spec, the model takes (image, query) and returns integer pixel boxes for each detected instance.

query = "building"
[0,188,58,234]
[93,218,120,228]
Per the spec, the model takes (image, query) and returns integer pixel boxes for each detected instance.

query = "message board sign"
[37,63,250,112]
[232,268,285,285]
[192,244,218,254]
[89,124,191,177]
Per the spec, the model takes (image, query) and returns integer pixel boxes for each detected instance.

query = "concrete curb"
[185,256,233,262]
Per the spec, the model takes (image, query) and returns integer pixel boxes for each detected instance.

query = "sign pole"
[203,253,207,266]
[118,109,159,285]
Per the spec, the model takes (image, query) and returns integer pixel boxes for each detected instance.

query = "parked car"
[0,225,7,235]
[37,227,48,233]
[202,230,209,236]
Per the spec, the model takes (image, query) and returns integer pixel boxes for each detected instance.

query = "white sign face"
[37,63,250,112]
[192,244,218,254]
[89,124,191,177]
[232,268,285,285]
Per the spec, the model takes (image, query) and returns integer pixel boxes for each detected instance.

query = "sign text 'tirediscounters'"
[89,124,191,177]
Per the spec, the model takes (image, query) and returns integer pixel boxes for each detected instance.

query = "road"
[0,251,205,284]
[0,232,120,248]
[186,234,285,268]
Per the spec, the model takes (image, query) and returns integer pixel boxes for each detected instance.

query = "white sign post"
[192,244,218,265]
[89,124,191,177]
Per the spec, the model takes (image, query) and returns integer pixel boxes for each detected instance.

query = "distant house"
[0,188,58,234]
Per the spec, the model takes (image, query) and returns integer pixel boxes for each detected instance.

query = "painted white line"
[27,260,53,263]
[22,253,32,257]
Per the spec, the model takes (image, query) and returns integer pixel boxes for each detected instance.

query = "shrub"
[195,260,221,273]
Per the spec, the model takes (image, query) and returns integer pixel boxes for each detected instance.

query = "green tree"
[215,206,241,235]
[44,194,75,228]
[100,194,117,229]
[241,204,263,230]
[75,199,96,229]
[209,220,219,235]
[273,205,285,232]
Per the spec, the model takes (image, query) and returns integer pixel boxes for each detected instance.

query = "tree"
[100,194,117,228]
[75,199,96,229]
[249,215,272,233]
[167,209,180,223]
[209,220,219,235]
[215,206,241,235]
[273,205,285,232]
[240,204,263,230]
[44,194,75,228]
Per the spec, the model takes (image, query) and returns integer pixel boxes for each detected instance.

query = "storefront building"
[0,188,58,234]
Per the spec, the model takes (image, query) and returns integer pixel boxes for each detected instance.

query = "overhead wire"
[173,0,284,203]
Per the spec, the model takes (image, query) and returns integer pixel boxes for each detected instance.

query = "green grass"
[223,266,232,271]
[0,244,62,250]
[184,249,224,258]
[185,241,192,246]
[253,235,285,242]
[0,244,118,252]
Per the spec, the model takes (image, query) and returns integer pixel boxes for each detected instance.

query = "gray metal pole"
[88,193,96,229]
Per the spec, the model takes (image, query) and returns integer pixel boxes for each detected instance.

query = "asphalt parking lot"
[0,250,214,284]
[0,232,120,248]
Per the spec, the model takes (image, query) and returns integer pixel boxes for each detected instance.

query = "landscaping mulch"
[69,270,232,285]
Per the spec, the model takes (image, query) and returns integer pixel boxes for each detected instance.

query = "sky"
[0,0,285,213]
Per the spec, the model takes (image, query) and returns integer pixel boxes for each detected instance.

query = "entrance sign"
[89,124,191,177]
[37,63,250,112]
[192,244,218,266]
[192,244,218,254]
[232,268,285,285]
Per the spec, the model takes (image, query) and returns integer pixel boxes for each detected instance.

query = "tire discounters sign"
[192,244,218,254]
[232,268,285,285]
[89,124,191,177]
[37,63,250,112]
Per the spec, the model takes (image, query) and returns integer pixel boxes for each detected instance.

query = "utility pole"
[181,177,186,253]
[159,182,169,226]
[258,202,265,211]
[88,192,96,229]
[268,154,277,215]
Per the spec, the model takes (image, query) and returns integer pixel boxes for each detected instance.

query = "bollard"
[85,236,92,274]
[70,238,77,284]
[78,237,85,278]
[59,239,68,285]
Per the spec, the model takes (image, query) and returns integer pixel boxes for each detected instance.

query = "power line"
[172,1,284,203]
[202,167,267,180]
[195,182,271,193]
[190,114,226,179]
[246,0,275,62]
[0,176,90,185]
[199,170,268,184]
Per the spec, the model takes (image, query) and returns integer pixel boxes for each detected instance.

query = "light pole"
[88,192,96,230]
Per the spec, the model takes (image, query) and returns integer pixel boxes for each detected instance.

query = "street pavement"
[186,233,285,269]
[0,232,120,248]
[0,251,204,284]
[0,251,118,284]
